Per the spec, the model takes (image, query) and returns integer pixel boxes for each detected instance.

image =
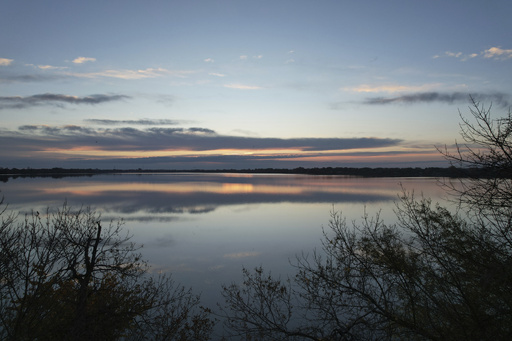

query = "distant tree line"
[0,165,501,183]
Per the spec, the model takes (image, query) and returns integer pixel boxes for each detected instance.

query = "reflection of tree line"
[0,170,97,183]
[0,165,500,183]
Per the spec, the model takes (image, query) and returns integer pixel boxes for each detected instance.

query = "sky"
[1,0,511,170]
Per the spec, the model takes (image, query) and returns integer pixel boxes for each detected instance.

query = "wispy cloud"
[3,62,195,82]
[36,64,68,70]
[436,46,512,61]
[224,252,260,259]
[187,127,216,134]
[483,47,512,60]
[204,58,214,63]
[445,51,462,58]
[238,55,262,60]
[69,68,194,80]
[68,68,193,80]
[72,57,96,64]
[0,58,13,66]
[224,83,262,90]
[362,91,510,108]
[18,124,97,135]
[442,51,478,61]
[0,74,68,83]
[84,119,183,126]
[346,83,441,94]
[208,72,225,77]
[0,93,130,110]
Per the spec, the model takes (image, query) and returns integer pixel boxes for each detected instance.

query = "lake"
[0,173,451,319]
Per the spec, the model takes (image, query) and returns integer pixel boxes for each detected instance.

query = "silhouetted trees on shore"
[0,204,213,340]
[0,165,498,183]
[218,98,512,340]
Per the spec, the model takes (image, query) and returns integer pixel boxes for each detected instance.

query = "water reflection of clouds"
[120,216,183,223]
[150,234,176,248]
[208,265,225,272]
[223,251,261,259]
[1,174,402,222]
[34,180,383,196]
[95,192,394,223]
[1,173,448,317]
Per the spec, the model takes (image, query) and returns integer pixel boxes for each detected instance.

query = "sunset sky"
[1,0,511,170]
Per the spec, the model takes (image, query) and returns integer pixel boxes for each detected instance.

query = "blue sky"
[1,0,511,169]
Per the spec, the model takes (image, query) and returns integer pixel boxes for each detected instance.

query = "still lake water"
[0,173,450,312]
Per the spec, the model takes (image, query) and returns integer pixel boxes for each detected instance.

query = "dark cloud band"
[0,74,67,83]
[85,119,182,126]
[5,125,402,152]
[0,93,130,110]
[363,92,510,108]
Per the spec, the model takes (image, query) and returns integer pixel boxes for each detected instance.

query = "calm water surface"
[0,173,450,311]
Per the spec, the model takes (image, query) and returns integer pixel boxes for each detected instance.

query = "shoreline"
[0,166,487,182]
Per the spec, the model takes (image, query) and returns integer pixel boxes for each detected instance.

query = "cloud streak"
[224,84,262,90]
[1,66,196,83]
[483,47,512,60]
[84,119,184,126]
[362,92,511,108]
[346,83,441,94]
[68,68,195,80]
[36,65,68,70]
[436,46,512,61]
[0,74,69,83]
[0,58,13,66]
[442,51,478,61]
[0,93,130,110]
[72,57,96,64]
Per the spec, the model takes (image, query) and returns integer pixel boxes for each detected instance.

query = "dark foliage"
[0,203,213,340]
[219,98,512,340]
